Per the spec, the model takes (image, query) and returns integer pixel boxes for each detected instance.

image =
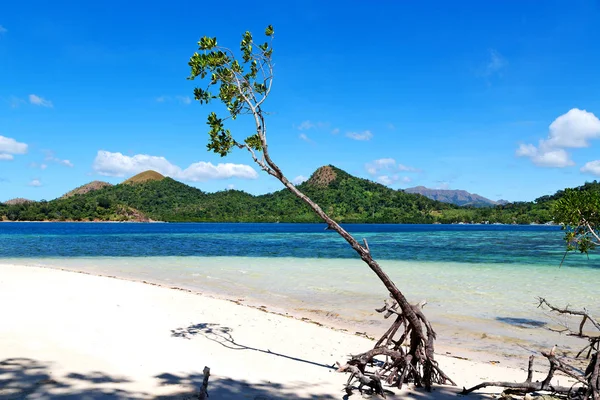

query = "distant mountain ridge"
[404,186,503,207]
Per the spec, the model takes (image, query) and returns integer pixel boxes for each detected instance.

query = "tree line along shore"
[1,166,598,224]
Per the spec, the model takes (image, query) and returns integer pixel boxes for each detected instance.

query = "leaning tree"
[187,26,453,394]
[464,188,600,399]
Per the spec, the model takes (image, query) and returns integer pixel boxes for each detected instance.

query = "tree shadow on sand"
[0,357,341,399]
[0,357,144,399]
[170,322,336,370]
[0,356,491,399]
[167,323,493,400]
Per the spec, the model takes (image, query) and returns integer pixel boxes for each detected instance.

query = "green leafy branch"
[553,189,600,263]
[188,25,276,173]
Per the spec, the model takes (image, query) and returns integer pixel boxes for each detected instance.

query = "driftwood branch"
[465,298,600,399]
[462,352,584,395]
[538,297,600,334]
[337,363,386,398]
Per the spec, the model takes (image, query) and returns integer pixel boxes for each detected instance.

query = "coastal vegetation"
[0,166,598,224]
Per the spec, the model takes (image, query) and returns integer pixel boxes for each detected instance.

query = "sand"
[0,263,575,399]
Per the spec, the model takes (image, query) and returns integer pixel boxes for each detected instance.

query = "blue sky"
[1,1,600,203]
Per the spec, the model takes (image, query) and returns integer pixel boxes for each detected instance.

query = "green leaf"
[244,134,263,151]
[198,36,217,50]
[265,25,274,37]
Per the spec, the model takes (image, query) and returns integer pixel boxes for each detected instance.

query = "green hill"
[1,165,598,223]
[123,170,165,185]
[257,165,454,223]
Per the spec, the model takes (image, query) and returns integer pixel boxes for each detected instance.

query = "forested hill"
[0,166,598,223]
[258,166,454,223]
[0,166,452,223]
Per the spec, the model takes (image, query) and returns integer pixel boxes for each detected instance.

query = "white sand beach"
[0,263,575,399]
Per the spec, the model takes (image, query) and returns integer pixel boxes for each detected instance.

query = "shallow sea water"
[1,222,598,364]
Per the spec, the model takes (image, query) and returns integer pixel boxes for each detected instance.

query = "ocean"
[1,222,598,363]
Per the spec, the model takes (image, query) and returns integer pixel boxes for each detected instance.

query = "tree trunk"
[259,161,451,392]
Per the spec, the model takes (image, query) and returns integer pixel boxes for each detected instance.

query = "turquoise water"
[1,222,598,361]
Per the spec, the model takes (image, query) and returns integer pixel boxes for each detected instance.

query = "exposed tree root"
[338,298,455,396]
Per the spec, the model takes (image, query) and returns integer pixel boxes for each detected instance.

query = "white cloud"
[436,182,451,190]
[515,144,573,167]
[29,179,42,187]
[31,162,49,169]
[581,160,600,176]
[175,95,192,105]
[0,135,28,156]
[297,120,330,131]
[533,149,574,167]
[377,175,394,185]
[484,49,507,76]
[0,25,6,34]
[0,154,14,160]
[92,151,258,181]
[29,94,53,108]
[331,128,340,135]
[292,175,308,185]
[155,95,191,105]
[227,184,235,190]
[50,157,74,167]
[43,150,74,167]
[376,175,411,186]
[346,130,373,141]
[366,158,395,175]
[178,161,258,182]
[516,109,600,168]
[299,133,313,143]
[515,143,537,157]
[398,164,418,172]
[544,108,600,148]
[298,120,315,130]
[366,158,419,176]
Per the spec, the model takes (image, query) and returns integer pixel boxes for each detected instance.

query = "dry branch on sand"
[463,298,600,400]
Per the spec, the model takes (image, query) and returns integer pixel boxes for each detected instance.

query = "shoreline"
[3,256,592,369]
[1,259,587,370]
[0,262,581,399]
[0,220,560,226]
